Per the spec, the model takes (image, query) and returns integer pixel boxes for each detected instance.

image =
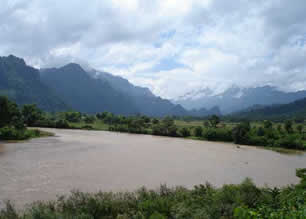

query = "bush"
[1,173,305,219]
[247,135,268,146]
[55,119,70,129]
[179,127,191,137]
[81,125,94,130]
[84,115,96,124]
[203,128,233,142]
[194,126,203,137]
[33,119,56,128]
[0,127,43,140]
[274,134,305,149]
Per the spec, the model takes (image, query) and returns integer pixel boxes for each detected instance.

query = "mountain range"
[230,97,306,120]
[0,55,219,117]
[1,54,306,118]
[175,86,306,114]
[0,55,67,111]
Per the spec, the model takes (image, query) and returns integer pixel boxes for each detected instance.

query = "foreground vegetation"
[1,169,305,219]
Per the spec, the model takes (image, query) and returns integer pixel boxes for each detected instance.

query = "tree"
[22,104,43,126]
[179,127,191,137]
[277,124,283,133]
[256,127,265,136]
[208,115,220,128]
[296,124,303,134]
[284,120,293,133]
[162,117,174,127]
[0,96,22,128]
[263,120,272,129]
[203,121,210,128]
[194,126,203,137]
[55,119,70,129]
[232,121,250,144]
[84,115,96,124]
[152,118,159,124]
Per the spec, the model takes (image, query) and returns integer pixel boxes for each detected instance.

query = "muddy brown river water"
[0,128,305,208]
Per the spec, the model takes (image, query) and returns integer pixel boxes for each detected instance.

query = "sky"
[1,0,306,99]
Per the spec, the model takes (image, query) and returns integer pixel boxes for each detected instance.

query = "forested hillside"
[230,97,306,120]
[0,55,67,111]
[90,70,219,117]
[41,64,139,115]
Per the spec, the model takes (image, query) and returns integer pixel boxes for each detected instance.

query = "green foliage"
[208,115,220,128]
[256,126,265,136]
[284,120,293,133]
[263,120,272,129]
[296,124,303,134]
[179,127,191,137]
[0,127,50,140]
[84,115,96,124]
[234,169,306,219]
[194,126,203,137]
[274,134,305,150]
[0,96,22,128]
[63,111,82,123]
[152,118,159,124]
[232,121,251,144]
[203,128,233,142]
[55,119,70,129]
[1,172,305,219]
[152,117,178,137]
[22,104,43,126]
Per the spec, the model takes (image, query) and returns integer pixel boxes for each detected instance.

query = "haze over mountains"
[175,86,306,114]
[1,54,306,118]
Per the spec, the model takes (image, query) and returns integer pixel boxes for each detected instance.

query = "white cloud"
[1,0,306,98]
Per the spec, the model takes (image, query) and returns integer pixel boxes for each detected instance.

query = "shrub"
[179,127,191,137]
[55,119,70,129]
[232,122,251,144]
[247,135,268,146]
[194,126,203,137]
[203,128,233,142]
[1,175,304,219]
[0,127,43,140]
[274,134,305,149]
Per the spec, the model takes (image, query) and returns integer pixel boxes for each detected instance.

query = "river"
[0,128,305,208]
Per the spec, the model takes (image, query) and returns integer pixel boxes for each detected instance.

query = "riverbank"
[0,127,54,141]
[47,119,306,153]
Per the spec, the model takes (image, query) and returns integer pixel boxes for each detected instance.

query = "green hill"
[230,97,306,120]
[40,63,139,115]
[0,55,68,111]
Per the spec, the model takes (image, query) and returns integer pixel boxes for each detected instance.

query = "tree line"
[1,96,305,150]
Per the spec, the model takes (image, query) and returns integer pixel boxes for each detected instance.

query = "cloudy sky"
[1,0,306,99]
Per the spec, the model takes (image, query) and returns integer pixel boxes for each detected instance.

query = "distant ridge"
[230,97,306,120]
[0,54,224,117]
[40,63,139,115]
[175,85,306,114]
[0,55,68,111]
